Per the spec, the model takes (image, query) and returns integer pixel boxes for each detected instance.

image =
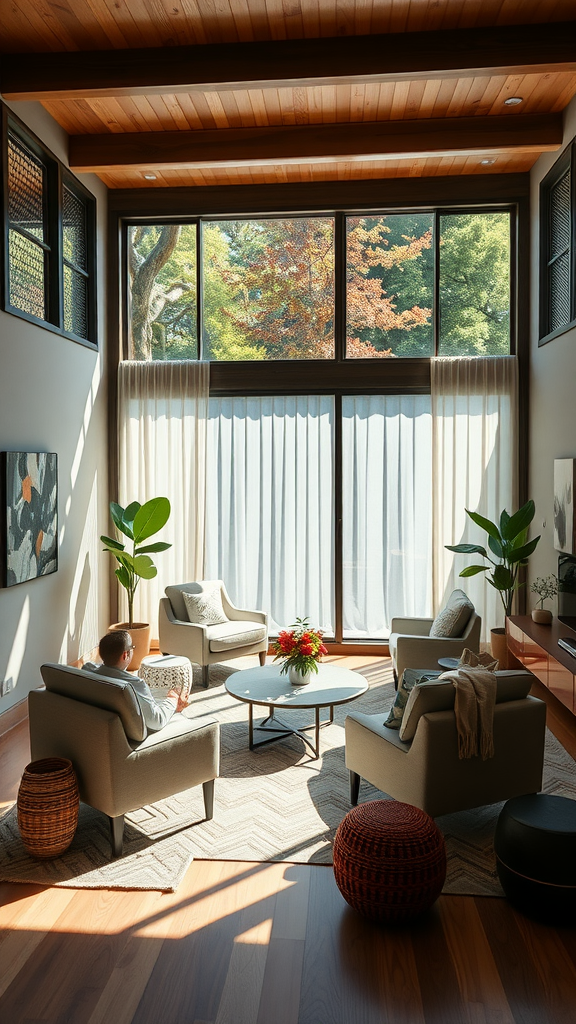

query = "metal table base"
[248,704,335,759]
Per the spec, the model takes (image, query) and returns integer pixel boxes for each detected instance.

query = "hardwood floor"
[1,658,576,1023]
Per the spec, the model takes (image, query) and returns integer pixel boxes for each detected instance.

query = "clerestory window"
[540,138,576,345]
[126,209,513,362]
[3,111,97,347]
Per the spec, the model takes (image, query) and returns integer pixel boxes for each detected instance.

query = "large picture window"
[345,213,434,357]
[3,113,97,346]
[203,218,335,360]
[128,224,197,360]
[126,208,513,362]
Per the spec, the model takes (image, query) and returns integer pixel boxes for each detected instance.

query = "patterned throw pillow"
[183,587,228,625]
[384,668,442,730]
[429,589,474,638]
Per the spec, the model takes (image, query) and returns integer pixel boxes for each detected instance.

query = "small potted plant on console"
[530,574,558,624]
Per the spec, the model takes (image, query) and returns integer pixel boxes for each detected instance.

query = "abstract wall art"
[554,458,576,554]
[1,452,58,587]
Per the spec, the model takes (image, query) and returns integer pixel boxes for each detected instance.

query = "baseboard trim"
[0,695,29,737]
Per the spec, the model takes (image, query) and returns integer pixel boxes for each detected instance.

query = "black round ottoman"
[333,800,446,924]
[495,794,576,923]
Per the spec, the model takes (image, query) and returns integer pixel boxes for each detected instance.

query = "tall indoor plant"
[101,497,171,669]
[446,499,540,666]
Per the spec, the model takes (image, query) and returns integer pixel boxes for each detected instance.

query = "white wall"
[529,95,576,614]
[0,101,109,712]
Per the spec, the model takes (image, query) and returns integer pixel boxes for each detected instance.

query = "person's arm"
[130,677,178,731]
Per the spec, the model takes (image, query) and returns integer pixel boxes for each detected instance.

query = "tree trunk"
[129,226,182,359]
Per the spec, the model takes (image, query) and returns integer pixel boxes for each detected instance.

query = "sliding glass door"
[341,395,432,638]
[204,393,433,639]
[205,396,335,634]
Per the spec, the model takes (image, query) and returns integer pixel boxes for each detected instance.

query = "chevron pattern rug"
[1,659,575,894]
[179,661,576,896]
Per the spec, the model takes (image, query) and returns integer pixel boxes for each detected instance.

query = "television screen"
[558,553,576,633]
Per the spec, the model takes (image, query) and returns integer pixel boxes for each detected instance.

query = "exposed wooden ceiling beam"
[68,114,562,173]
[3,23,575,100]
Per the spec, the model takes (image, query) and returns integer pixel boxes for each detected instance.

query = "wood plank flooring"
[1,658,576,1023]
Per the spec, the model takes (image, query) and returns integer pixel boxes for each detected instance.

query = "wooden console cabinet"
[507,615,576,714]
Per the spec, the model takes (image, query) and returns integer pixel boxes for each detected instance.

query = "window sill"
[2,303,98,351]
[538,318,576,347]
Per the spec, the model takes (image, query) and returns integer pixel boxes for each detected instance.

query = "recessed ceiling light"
[480,158,496,165]
[143,173,157,180]
[504,96,523,106]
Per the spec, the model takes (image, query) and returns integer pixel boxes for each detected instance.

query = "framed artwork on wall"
[554,458,576,554]
[1,452,58,587]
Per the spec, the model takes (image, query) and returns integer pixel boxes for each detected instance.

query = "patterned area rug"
[1,660,575,894]
[180,662,576,896]
[0,794,201,891]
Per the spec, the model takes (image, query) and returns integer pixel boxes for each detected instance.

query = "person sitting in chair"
[83,629,189,731]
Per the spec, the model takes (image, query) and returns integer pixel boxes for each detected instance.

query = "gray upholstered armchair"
[159,580,268,688]
[30,663,220,856]
[345,670,546,818]
[389,589,481,686]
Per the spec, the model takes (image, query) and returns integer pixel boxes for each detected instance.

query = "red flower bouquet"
[272,617,328,676]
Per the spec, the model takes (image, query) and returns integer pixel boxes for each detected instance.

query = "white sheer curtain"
[342,395,432,637]
[431,356,518,640]
[204,396,334,634]
[117,361,209,634]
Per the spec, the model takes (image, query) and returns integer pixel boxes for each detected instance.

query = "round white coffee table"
[225,663,368,760]
[140,654,193,698]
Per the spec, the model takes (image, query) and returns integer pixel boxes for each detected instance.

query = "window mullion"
[433,209,440,356]
[334,392,343,643]
[9,224,51,251]
[334,212,345,362]
[197,219,203,360]
[47,159,62,329]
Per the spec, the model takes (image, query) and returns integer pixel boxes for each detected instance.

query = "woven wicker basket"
[17,758,80,859]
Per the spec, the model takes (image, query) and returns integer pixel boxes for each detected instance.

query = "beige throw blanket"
[439,668,497,760]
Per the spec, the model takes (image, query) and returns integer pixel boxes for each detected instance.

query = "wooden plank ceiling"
[1,0,575,189]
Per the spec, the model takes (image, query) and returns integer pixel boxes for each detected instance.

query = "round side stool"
[140,654,193,699]
[333,800,446,924]
[495,793,576,923]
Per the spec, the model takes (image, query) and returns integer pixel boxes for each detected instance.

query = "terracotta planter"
[108,621,151,671]
[490,627,523,670]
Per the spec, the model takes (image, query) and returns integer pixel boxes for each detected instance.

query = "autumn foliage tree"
[203,216,433,359]
[128,211,510,361]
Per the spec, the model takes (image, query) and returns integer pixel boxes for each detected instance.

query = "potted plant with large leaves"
[101,497,172,669]
[446,499,540,668]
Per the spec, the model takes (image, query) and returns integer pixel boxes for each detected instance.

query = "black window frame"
[1,104,98,349]
[539,137,576,346]
[123,204,516,366]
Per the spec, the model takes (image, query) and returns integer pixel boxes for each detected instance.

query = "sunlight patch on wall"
[60,472,100,665]
[1,595,30,696]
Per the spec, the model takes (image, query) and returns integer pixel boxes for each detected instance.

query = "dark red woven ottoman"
[333,800,446,924]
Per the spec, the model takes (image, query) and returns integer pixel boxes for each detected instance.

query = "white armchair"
[159,580,268,688]
[389,591,481,687]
